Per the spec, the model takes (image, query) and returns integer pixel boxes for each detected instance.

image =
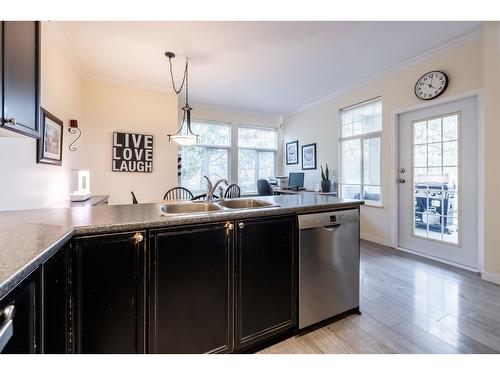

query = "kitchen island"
[0,194,363,354]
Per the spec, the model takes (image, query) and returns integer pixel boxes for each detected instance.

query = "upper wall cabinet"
[0,21,41,138]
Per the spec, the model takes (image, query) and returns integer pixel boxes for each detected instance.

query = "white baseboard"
[395,246,479,273]
[481,271,500,285]
[360,233,393,248]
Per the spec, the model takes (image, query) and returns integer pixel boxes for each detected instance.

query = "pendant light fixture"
[165,51,199,145]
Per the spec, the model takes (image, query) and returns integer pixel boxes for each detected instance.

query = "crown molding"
[44,21,85,77]
[287,27,484,116]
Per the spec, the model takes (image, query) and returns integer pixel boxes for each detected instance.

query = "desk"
[272,188,337,196]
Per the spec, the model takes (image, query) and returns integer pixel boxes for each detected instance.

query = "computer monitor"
[288,172,304,189]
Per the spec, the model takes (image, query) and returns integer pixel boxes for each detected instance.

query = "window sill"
[362,201,384,208]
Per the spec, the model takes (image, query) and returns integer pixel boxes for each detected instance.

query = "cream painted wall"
[482,22,500,280]
[283,36,484,247]
[80,80,178,205]
[0,23,81,210]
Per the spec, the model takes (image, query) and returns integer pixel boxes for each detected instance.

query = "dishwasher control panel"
[298,209,359,230]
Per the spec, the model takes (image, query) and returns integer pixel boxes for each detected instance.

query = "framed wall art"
[301,143,317,170]
[112,131,154,173]
[286,140,299,165]
[37,108,63,166]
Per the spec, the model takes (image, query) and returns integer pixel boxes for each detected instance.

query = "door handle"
[399,178,406,183]
[0,305,15,353]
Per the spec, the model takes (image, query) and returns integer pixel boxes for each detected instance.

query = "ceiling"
[53,21,483,114]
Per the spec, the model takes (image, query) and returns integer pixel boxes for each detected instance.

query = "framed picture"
[302,143,317,170]
[37,108,63,166]
[286,140,299,165]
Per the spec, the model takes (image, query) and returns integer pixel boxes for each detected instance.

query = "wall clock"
[414,71,448,100]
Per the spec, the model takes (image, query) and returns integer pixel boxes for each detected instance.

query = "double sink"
[158,198,280,216]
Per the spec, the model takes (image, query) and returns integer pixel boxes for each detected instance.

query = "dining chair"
[224,184,241,198]
[131,191,138,204]
[163,186,194,200]
[257,179,274,196]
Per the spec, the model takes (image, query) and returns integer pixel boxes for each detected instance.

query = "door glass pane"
[427,118,442,143]
[427,143,442,166]
[414,145,427,167]
[414,121,427,144]
[442,115,458,141]
[412,114,459,244]
[443,141,458,166]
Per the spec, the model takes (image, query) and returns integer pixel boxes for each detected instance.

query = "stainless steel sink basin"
[219,199,277,209]
[158,202,222,215]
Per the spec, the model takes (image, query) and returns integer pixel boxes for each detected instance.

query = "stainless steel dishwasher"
[298,209,360,329]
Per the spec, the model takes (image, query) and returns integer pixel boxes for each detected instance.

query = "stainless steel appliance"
[298,209,360,329]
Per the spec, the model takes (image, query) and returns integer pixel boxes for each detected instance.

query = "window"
[238,126,278,194]
[339,99,382,204]
[180,121,231,194]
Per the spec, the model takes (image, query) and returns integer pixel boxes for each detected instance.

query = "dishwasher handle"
[321,223,341,231]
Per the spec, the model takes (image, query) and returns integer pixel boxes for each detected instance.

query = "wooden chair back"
[224,184,241,198]
[163,187,194,200]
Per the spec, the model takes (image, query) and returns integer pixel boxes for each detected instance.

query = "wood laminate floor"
[260,240,500,354]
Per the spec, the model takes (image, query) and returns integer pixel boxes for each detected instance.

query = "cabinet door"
[150,222,232,353]
[42,245,69,353]
[235,215,296,350]
[1,21,40,138]
[0,270,40,353]
[73,231,146,354]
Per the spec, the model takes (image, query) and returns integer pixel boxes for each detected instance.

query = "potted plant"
[320,163,334,193]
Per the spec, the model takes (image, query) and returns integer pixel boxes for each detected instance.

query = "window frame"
[179,119,232,194]
[237,124,278,195]
[339,98,383,206]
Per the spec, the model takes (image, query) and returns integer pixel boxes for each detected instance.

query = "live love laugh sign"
[112,132,154,173]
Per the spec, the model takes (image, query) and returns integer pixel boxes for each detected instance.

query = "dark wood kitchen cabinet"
[149,222,233,353]
[0,21,40,138]
[0,269,41,353]
[235,215,297,351]
[41,245,70,353]
[73,231,146,353]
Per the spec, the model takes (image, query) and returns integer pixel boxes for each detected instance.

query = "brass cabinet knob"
[226,223,234,231]
[133,232,144,243]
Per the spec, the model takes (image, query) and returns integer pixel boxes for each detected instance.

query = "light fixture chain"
[168,56,189,95]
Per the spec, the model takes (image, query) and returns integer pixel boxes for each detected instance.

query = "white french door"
[398,97,479,269]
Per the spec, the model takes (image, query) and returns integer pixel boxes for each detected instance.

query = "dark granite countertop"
[0,193,363,299]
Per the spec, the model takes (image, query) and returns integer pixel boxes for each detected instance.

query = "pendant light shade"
[165,52,200,146]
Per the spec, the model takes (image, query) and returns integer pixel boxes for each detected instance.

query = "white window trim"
[178,119,232,191]
[339,98,383,207]
[237,124,278,194]
[178,120,280,196]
